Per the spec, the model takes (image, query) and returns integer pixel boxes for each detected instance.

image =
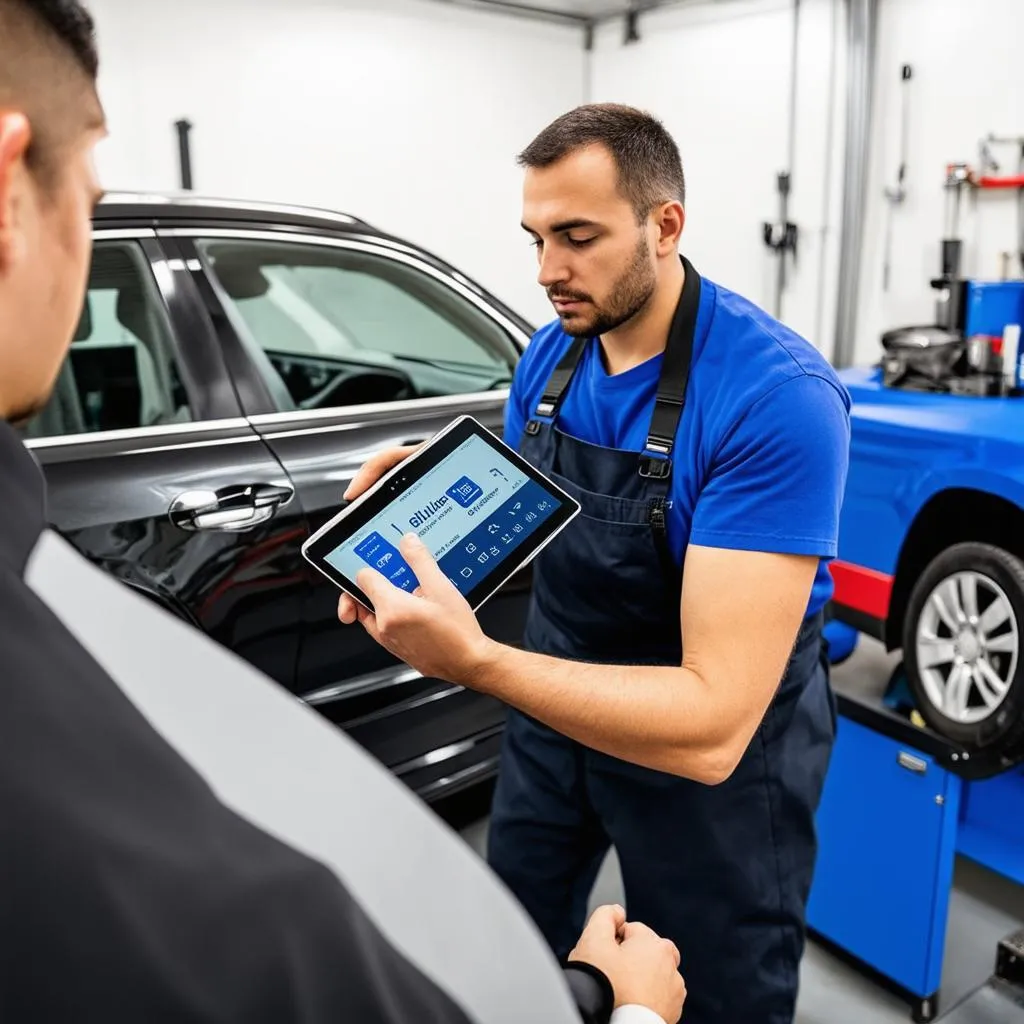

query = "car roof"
[93,191,538,339]
[94,191,375,234]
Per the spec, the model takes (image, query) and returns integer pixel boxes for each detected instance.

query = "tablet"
[301,415,580,612]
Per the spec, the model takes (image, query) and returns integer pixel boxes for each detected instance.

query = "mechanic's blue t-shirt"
[505,275,852,618]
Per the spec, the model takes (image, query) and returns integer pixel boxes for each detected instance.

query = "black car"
[20,193,535,802]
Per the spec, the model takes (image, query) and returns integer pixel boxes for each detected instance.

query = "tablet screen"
[302,416,580,612]
[321,429,566,599]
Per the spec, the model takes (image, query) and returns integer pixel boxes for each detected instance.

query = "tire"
[903,542,1024,755]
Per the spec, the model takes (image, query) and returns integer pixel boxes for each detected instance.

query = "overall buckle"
[639,455,672,479]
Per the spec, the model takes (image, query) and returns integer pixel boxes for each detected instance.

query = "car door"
[20,229,307,689]
[170,226,533,789]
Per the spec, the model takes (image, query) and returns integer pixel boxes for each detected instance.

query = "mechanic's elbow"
[693,753,740,786]
[681,740,745,786]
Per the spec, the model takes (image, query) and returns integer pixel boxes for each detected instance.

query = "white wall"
[87,0,586,328]
[592,0,1024,367]
[854,0,1024,363]
[591,0,846,355]
[86,0,1024,365]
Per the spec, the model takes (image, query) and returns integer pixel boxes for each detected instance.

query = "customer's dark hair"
[5,0,98,76]
[518,104,686,221]
[0,0,101,187]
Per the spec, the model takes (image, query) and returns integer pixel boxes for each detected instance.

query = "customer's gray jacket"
[0,422,653,1023]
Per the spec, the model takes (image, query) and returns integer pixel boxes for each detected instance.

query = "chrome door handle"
[170,483,294,533]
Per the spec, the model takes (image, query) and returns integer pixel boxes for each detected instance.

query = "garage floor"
[451,640,1024,1022]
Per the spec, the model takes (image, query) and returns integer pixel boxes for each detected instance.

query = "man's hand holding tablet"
[301,416,579,682]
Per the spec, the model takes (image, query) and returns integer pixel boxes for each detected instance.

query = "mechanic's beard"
[5,396,46,429]
[3,373,58,429]
[558,235,657,339]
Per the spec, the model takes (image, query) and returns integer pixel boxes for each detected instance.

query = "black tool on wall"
[763,171,799,319]
[175,119,194,191]
[882,63,913,292]
[762,0,801,320]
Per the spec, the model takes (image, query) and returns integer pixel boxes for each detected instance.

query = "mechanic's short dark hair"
[0,0,100,187]
[518,104,686,221]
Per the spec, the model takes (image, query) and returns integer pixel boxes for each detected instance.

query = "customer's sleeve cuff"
[610,1006,665,1024]
[562,961,616,1023]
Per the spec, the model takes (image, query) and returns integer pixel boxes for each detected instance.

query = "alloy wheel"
[915,570,1019,724]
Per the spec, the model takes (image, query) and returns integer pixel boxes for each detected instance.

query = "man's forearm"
[467,642,743,783]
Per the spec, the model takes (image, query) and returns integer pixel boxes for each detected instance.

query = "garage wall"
[85,0,1024,364]
[86,0,586,328]
[854,0,1024,364]
[591,0,846,356]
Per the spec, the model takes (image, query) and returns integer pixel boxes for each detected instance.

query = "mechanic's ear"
[0,113,32,273]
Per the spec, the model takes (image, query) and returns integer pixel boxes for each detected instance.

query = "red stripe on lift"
[830,561,894,619]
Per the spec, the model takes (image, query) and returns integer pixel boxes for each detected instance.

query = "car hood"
[838,365,1023,444]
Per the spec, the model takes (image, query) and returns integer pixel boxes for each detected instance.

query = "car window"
[20,240,193,440]
[196,238,518,412]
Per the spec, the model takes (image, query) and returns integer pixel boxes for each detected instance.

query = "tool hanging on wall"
[175,119,194,191]
[882,64,912,292]
[763,173,798,319]
[762,0,801,320]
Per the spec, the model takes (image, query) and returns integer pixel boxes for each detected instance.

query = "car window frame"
[24,228,247,452]
[166,228,530,421]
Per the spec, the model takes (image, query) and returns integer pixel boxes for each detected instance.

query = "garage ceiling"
[432,0,684,28]
[492,0,648,15]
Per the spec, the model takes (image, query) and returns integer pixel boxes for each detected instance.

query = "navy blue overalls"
[487,258,837,1024]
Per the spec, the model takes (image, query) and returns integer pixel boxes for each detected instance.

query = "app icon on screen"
[447,476,484,508]
[355,531,419,591]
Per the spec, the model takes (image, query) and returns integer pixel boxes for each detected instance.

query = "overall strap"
[639,255,702,479]
[525,335,588,436]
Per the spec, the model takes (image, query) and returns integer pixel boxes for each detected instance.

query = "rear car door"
[170,225,533,798]
[20,228,306,689]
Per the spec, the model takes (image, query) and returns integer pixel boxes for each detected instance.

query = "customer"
[0,3,685,1022]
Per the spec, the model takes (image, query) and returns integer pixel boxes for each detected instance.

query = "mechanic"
[0,5,685,1022]
[339,105,852,1024]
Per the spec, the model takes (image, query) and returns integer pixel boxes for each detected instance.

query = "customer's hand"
[569,905,686,1024]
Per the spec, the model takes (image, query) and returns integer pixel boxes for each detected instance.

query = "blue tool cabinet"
[807,669,1024,1022]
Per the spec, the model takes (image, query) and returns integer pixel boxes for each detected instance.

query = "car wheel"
[903,542,1024,754]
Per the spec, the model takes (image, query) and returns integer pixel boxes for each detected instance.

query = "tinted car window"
[196,239,517,411]
[21,241,193,440]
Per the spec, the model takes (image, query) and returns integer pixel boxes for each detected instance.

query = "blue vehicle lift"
[808,656,1024,1022]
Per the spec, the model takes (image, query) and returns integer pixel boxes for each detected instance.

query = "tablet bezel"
[301,415,580,612]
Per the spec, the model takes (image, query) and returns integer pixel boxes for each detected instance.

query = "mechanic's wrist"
[456,636,506,692]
